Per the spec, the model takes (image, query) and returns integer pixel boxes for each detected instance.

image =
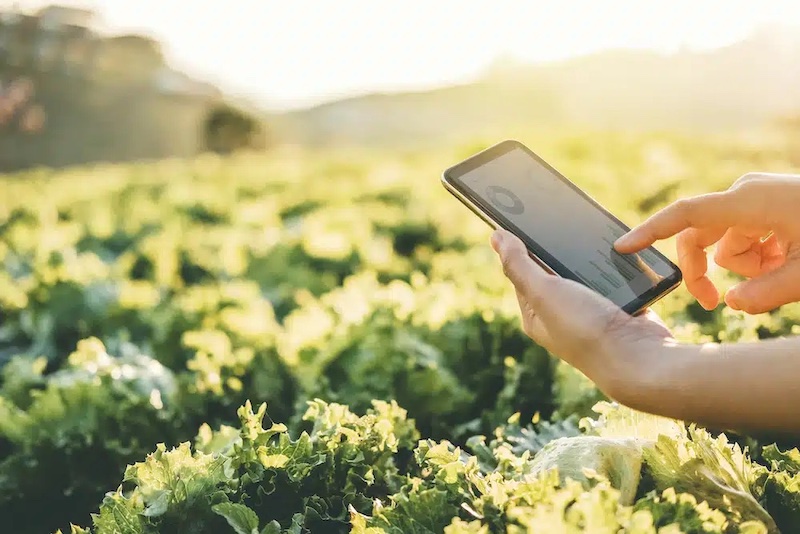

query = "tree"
[203,104,266,154]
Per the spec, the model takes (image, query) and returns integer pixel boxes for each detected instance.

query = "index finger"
[614,191,743,253]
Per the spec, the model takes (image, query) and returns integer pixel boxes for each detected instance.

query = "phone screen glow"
[456,147,675,307]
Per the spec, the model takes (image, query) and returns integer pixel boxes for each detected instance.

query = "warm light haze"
[6,1,800,533]
[10,0,800,110]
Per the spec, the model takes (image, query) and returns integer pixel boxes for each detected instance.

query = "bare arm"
[603,172,800,434]
[492,173,800,434]
[612,337,800,435]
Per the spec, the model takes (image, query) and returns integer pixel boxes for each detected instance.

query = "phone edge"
[441,140,683,315]
[440,170,558,276]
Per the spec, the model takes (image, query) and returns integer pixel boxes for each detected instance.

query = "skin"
[491,172,800,435]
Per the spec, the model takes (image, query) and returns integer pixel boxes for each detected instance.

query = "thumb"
[725,261,800,314]
[491,229,547,304]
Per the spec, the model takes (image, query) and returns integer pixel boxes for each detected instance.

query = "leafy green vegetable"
[3,135,800,533]
[212,502,261,534]
[0,339,184,533]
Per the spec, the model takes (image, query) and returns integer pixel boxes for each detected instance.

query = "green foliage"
[205,104,267,154]
[754,445,800,533]
[79,400,418,533]
[1,134,799,532]
[351,402,775,533]
[0,338,182,533]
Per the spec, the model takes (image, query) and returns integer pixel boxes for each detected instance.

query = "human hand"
[614,173,800,314]
[490,229,673,395]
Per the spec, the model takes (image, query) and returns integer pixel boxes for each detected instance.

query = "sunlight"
[11,0,800,109]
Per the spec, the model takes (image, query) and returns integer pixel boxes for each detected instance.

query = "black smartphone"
[441,139,682,315]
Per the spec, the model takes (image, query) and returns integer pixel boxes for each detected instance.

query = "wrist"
[594,339,704,413]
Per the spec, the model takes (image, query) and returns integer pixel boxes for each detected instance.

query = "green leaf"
[641,426,777,532]
[496,416,582,457]
[762,444,800,475]
[212,502,260,534]
[528,435,647,505]
[286,513,305,534]
[142,489,171,517]
[125,442,229,503]
[634,487,729,532]
[444,518,488,533]
[760,468,800,533]
[54,526,93,534]
[350,505,387,534]
[260,520,282,534]
[92,491,145,534]
[368,487,458,534]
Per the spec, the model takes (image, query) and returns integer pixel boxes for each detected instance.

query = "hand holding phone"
[441,140,682,315]
[488,227,674,393]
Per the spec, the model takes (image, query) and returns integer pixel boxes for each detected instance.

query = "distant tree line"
[0,5,266,172]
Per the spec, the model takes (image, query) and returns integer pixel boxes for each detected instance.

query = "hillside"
[273,27,800,147]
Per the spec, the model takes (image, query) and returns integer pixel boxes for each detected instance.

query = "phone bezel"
[441,139,683,315]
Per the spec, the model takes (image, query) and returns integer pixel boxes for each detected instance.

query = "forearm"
[610,337,800,435]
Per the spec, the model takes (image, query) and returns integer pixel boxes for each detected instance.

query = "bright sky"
[10,0,800,110]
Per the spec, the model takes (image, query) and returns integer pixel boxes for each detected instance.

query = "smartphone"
[441,139,682,315]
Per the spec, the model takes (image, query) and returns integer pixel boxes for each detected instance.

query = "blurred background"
[1,0,799,170]
[2,2,800,533]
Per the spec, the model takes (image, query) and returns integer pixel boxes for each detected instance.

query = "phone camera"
[486,185,525,215]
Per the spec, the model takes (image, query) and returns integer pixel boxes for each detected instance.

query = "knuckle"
[675,229,693,247]
[734,178,761,194]
[734,172,762,187]
[672,198,694,214]
[669,198,697,224]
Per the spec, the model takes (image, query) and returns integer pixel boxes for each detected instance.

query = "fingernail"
[614,234,631,248]
[490,230,504,251]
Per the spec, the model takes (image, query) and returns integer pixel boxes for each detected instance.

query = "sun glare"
[11,0,800,109]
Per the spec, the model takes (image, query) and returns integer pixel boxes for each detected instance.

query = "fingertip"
[724,292,740,311]
[490,230,504,253]
[725,286,768,314]
[725,293,768,314]
[695,290,719,311]
[613,232,643,253]
[725,287,759,313]
[492,229,525,254]
[613,233,630,249]
[687,278,720,311]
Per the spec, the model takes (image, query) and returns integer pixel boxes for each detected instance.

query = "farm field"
[2,130,800,533]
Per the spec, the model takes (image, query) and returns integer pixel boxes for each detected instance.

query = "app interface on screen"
[457,147,675,306]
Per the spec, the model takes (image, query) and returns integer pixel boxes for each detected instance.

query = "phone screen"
[450,144,679,310]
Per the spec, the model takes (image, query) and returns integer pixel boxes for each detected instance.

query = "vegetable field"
[2,132,800,533]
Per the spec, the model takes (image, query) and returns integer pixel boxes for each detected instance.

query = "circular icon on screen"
[486,186,525,215]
